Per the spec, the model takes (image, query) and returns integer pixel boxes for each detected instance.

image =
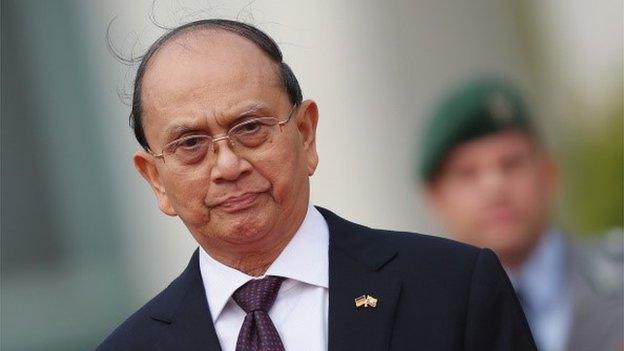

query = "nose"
[480,167,508,200]
[209,138,253,182]
[482,168,504,188]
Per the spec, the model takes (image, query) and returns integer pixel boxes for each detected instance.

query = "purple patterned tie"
[232,276,286,351]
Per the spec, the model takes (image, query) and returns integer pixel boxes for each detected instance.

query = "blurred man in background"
[418,77,623,351]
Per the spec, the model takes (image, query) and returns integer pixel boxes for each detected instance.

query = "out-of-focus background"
[1,0,621,350]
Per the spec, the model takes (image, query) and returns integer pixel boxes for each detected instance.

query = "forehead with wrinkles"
[140,28,283,122]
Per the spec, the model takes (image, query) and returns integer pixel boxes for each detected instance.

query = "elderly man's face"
[133,30,318,256]
[427,130,557,268]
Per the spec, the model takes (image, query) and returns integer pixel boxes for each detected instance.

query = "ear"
[133,150,178,216]
[296,99,319,176]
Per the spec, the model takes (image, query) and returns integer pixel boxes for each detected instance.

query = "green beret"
[418,77,533,182]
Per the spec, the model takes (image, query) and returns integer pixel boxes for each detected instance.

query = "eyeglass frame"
[147,104,299,163]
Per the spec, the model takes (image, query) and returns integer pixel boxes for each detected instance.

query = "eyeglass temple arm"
[147,149,164,159]
[279,104,298,126]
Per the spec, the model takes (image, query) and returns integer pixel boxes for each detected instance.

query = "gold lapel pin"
[355,294,378,308]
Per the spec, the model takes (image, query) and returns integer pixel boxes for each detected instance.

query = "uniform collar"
[509,229,568,312]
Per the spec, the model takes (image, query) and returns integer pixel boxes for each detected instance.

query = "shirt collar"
[508,229,568,312]
[198,204,329,322]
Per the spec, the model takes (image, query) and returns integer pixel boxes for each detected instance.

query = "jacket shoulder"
[381,227,480,256]
[318,206,484,272]
[373,228,488,278]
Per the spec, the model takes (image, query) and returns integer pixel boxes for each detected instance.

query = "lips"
[218,192,262,212]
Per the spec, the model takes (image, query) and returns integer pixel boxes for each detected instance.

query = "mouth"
[482,207,520,226]
[217,192,263,213]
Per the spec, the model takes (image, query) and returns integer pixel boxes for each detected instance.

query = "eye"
[183,136,203,148]
[449,165,477,182]
[172,135,207,151]
[501,153,530,173]
[236,120,263,134]
[167,135,209,165]
[231,118,276,147]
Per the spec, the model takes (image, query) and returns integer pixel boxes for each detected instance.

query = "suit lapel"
[150,250,223,351]
[146,209,402,351]
[318,207,402,351]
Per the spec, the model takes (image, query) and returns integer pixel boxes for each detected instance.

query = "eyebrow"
[163,122,204,142]
[217,103,269,127]
[215,103,271,127]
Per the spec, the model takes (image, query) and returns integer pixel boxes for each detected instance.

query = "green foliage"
[558,101,623,236]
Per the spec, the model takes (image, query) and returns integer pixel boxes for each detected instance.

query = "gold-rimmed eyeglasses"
[148,104,298,173]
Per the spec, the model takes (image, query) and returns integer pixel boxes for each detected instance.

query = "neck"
[500,235,545,272]
[501,253,529,272]
[217,236,292,276]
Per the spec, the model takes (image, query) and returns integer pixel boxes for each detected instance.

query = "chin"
[472,223,516,244]
[485,230,532,257]
[220,211,275,243]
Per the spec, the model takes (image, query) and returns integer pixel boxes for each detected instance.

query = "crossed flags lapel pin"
[354,294,378,308]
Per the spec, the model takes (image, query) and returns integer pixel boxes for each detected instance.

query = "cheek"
[450,184,482,213]
[266,156,304,206]
[253,136,308,204]
[164,174,209,219]
[508,173,545,212]
[437,187,480,226]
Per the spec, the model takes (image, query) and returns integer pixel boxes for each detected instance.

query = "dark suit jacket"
[96,207,536,350]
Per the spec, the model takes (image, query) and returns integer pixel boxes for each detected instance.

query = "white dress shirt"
[199,204,329,351]
[508,230,573,351]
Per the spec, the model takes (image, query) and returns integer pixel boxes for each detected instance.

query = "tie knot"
[233,276,285,313]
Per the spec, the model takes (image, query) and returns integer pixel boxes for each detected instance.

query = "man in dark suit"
[96,19,536,350]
